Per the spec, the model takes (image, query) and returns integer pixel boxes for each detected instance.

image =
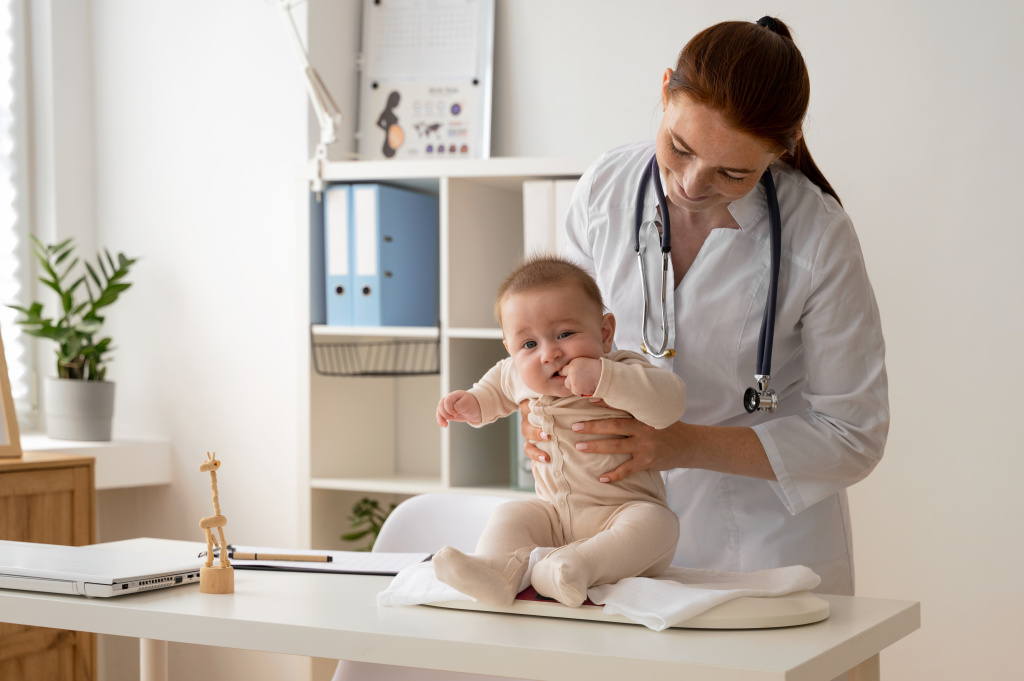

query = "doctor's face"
[500,284,614,398]
[656,77,781,215]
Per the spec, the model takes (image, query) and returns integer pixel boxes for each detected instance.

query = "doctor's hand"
[571,419,777,482]
[571,418,689,483]
[436,391,482,427]
[519,400,549,465]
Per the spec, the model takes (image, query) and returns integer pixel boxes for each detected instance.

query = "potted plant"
[8,236,138,441]
[341,497,395,551]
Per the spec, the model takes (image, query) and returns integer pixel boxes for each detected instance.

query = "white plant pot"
[43,378,115,441]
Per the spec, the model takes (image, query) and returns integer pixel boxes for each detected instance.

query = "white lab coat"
[562,141,889,595]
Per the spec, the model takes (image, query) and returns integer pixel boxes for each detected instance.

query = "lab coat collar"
[727,166,773,243]
[646,152,775,244]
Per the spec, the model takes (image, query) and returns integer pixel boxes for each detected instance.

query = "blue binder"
[350,184,439,327]
[324,185,354,326]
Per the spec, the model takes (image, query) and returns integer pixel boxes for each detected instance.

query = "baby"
[433,254,686,607]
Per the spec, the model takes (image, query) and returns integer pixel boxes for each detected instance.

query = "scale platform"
[427,586,830,629]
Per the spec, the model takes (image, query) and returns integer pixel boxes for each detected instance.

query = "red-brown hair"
[666,17,841,205]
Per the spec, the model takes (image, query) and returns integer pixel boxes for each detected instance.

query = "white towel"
[378,548,821,632]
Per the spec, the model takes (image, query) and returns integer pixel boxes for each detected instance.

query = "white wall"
[70,0,311,679]
[44,1,1022,680]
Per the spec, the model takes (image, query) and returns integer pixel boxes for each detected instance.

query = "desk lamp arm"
[275,0,344,197]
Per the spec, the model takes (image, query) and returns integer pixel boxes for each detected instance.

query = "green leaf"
[75,319,102,335]
[85,262,103,291]
[51,237,74,254]
[58,257,80,283]
[340,530,372,542]
[40,277,62,297]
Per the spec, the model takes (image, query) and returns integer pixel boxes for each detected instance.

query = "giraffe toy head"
[199,452,222,473]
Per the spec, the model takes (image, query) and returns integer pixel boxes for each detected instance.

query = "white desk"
[0,539,919,681]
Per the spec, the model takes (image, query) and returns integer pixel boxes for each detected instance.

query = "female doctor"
[332,15,887,681]
[540,16,889,597]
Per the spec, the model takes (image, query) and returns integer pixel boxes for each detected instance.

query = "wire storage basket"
[312,336,440,377]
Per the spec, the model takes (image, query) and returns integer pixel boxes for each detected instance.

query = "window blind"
[0,0,32,411]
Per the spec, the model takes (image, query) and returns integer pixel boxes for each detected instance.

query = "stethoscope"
[634,154,782,413]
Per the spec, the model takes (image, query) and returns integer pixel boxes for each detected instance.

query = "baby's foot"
[432,546,521,607]
[530,552,589,608]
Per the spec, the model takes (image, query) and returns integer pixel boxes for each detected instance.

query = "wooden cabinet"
[0,452,96,681]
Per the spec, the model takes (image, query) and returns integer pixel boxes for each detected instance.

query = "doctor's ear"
[601,313,616,352]
[661,68,674,108]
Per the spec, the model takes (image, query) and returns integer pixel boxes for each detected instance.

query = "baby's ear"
[601,313,616,353]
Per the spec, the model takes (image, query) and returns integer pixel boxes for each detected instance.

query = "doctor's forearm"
[675,423,777,481]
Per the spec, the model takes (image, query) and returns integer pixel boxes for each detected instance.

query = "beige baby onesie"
[432,350,686,607]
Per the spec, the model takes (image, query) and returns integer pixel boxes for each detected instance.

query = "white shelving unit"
[303,158,588,545]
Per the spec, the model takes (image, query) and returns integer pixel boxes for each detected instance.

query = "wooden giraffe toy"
[198,452,234,594]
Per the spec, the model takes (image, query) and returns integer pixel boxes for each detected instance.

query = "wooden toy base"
[200,565,235,594]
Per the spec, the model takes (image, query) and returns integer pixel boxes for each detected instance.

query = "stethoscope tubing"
[634,155,671,253]
[757,169,782,378]
[634,153,782,409]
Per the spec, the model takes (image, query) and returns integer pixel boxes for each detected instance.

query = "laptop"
[0,540,204,598]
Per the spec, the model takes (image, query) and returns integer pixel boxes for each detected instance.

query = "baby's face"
[500,283,613,397]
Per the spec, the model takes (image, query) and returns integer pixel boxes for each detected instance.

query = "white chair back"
[332,492,521,681]
[373,493,515,554]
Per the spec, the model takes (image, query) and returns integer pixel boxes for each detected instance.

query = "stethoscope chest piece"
[744,375,778,413]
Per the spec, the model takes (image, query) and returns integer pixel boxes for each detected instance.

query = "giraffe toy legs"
[203,528,215,568]
[216,526,230,569]
[198,452,234,594]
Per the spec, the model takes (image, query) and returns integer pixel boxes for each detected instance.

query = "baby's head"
[495,255,615,397]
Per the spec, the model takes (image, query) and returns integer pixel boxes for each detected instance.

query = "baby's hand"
[436,391,482,427]
[560,358,603,398]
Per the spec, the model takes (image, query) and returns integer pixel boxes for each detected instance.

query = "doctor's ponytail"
[666,18,841,206]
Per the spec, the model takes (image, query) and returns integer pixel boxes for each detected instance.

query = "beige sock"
[432,545,531,607]
[530,550,590,608]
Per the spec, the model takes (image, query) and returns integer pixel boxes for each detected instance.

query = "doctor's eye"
[719,172,746,184]
[672,145,691,157]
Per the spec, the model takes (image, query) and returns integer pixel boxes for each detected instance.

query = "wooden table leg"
[140,638,169,681]
[848,653,880,681]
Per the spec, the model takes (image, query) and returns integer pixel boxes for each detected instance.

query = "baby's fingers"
[436,406,450,428]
